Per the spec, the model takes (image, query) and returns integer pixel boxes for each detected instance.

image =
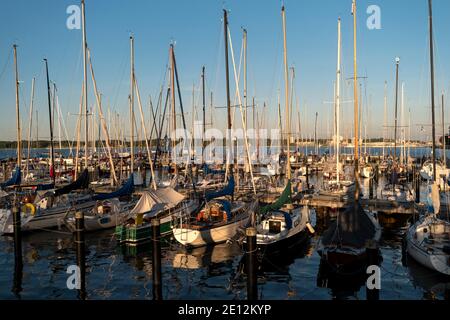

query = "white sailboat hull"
[406,219,450,276]
[173,216,248,247]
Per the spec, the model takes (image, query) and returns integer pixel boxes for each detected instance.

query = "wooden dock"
[298,193,420,215]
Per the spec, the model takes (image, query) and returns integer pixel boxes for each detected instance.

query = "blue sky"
[0,0,450,141]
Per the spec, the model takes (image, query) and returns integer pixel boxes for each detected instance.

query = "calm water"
[1,218,449,300]
[1,146,450,161]
[1,148,450,300]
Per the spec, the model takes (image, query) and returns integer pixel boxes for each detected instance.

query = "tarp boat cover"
[320,202,376,249]
[93,175,134,201]
[205,176,235,202]
[130,187,185,218]
[0,167,21,189]
[54,169,89,196]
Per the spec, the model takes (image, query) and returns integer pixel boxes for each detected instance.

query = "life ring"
[22,203,36,216]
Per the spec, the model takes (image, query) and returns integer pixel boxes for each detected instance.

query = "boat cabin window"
[269,220,281,234]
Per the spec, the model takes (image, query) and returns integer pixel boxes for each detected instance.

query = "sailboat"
[173,176,252,247]
[406,0,450,276]
[317,3,382,271]
[116,186,198,244]
[244,6,315,255]
[320,17,354,196]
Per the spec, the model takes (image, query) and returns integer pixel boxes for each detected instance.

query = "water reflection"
[406,257,450,300]
[0,211,448,300]
[172,243,242,270]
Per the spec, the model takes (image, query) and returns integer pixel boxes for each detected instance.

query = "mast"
[429,0,437,182]
[13,45,21,170]
[243,28,248,127]
[44,59,55,185]
[170,44,177,175]
[336,18,341,184]
[402,83,406,165]
[277,90,282,153]
[281,5,291,180]
[314,112,318,155]
[442,93,446,167]
[224,9,232,174]
[36,110,39,149]
[394,57,400,163]
[352,0,359,200]
[202,66,206,165]
[81,0,89,170]
[130,35,135,175]
[26,77,35,178]
[383,81,387,158]
[74,83,84,180]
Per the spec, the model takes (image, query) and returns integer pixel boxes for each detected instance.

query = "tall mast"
[130,36,135,175]
[336,18,341,184]
[36,110,39,149]
[224,9,232,174]
[352,0,358,162]
[429,0,437,182]
[402,83,406,164]
[281,6,291,180]
[442,92,446,167]
[202,66,206,165]
[277,90,283,153]
[352,0,359,199]
[81,0,89,170]
[26,77,35,177]
[13,45,21,170]
[170,44,177,175]
[243,29,248,127]
[44,59,55,185]
[383,81,387,157]
[394,57,400,163]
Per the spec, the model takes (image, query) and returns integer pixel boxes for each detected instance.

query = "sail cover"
[205,176,235,201]
[54,169,89,196]
[93,174,134,201]
[154,187,185,207]
[130,187,185,217]
[259,181,292,216]
[130,191,159,215]
[0,167,21,189]
[320,202,376,249]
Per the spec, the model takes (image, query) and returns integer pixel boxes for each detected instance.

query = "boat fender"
[306,222,315,234]
[22,203,36,216]
[223,212,228,222]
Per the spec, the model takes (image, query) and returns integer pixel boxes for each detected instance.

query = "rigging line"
[230,32,244,129]
[228,25,256,195]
